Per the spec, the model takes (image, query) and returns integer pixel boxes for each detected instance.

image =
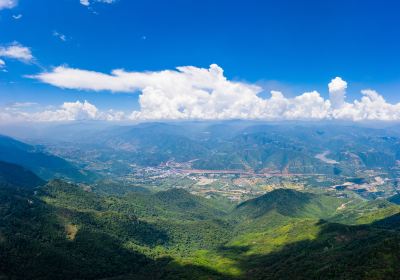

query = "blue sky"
[1,0,400,122]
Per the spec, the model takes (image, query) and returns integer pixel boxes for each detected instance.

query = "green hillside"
[1,177,400,279]
[234,189,344,219]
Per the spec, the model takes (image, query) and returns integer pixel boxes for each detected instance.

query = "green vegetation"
[2,175,400,279]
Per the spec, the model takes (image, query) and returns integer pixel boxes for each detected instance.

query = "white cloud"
[0,42,34,63]
[0,0,17,10]
[26,64,400,122]
[12,13,22,19]
[80,0,90,6]
[0,59,5,68]
[80,0,116,6]
[35,100,99,121]
[331,90,400,121]
[31,66,137,92]
[328,76,347,109]
[53,31,67,42]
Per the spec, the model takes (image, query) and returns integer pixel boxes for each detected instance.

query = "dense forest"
[1,167,400,279]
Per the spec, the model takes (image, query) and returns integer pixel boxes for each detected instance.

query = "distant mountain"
[0,161,45,189]
[36,122,400,177]
[0,135,90,181]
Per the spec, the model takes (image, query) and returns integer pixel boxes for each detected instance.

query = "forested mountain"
[234,189,343,219]
[0,161,45,189]
[0,135,93,182]
[1,177,400,279]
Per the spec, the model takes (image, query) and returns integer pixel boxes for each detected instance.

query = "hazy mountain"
[18,122,400,176]
[0,135,92,182]
[3,122,400,181]
[0,161,45,189]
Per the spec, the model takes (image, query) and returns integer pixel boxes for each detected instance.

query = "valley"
[15,122,399,202]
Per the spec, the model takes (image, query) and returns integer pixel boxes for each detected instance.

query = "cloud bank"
[26,64,400,122]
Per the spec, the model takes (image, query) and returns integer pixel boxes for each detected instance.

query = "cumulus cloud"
[0,42,34,63]
[331,90,400,121]
[25,64,400,122]
[0,0,17,10]
[35,100,99,121]
[0,59,5,68]
[328,77,347,109]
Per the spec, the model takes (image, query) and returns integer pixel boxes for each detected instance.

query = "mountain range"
[1,122,400,279]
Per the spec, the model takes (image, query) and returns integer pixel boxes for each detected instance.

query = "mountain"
[234,189,344,219]
[24,122,400,178]
[0,180,158,280]
[238,218,400,280]
[2,175,400,279]
[0,135,90,181]
[0,161,45,189]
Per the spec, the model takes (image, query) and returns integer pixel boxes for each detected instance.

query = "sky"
[1,0,400,122]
